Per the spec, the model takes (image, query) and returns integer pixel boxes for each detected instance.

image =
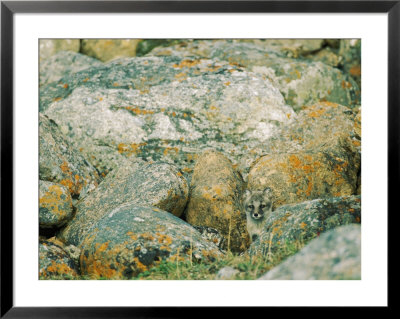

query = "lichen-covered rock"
[339,39,361,88]
[248,195,361,257]
[80,39,141,62]
[247,147,359,208]
[39,239,79,279]
[264,101,361,154]
[60,162,189,247]
[148,40,360,110]
[147,39,222,58]
[251,58,360,110]
[136,39,185,56]
[39,114,101,199]
[39,180,73,228]
[304,46,342,68]
[79,205,223,279]
[193,225,226,251]
[45,236,81,266]
[246,102,360,208]
[185,150,249,252]
[40,51,103,86]
[258,224,361,280]
[148,39,325,61]
[41,55,294,176]
[39,39,80,61]
[252,39,326,58]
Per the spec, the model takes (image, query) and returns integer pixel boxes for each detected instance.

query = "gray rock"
[149,40,360,110]
[80,39,141,62]
[60,162,189,247]
[246,102,361,209]
[63,244,81,266]
[39,114,101,199]
[39,39,80,61]
[39,239,79,279]
[193,225,227,251]
[248,195,361,258]
[250,58,360,110]
[40,51,103,86]
[303,46,342,68]
[186,150,248,253]
[215,266,240,280]
[41,55,294,177]
[148,39,325,61]
[136,39,185,56]
[39,180,73,228]
[79,205,223,279]
[258,224,361,280]
[247,39,326,58]
[339,39,361,88]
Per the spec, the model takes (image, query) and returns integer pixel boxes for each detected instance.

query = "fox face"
[243,187,273,221]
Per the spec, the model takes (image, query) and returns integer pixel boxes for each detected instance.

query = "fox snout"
[252,212,263,219]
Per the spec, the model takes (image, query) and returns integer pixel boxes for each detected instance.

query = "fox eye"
[248,205,254,209]
[260,204,266,208]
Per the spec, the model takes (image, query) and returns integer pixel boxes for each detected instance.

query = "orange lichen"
[205,65,222,72]
[212,186,223,197]
[305,176,313,196]
[96,241,110,253]
[60,161,70,173]
[59,179,74,193]
[202,192,214,201]
[140,233,155,241]
[163,147,179,156]
[160,245,172,251]
[299,222,307,229]
[174,72,187,80]
[117,142,147,156]
[46,260,76,276]
[126,231,138,241]
[341,80,352,89]
[39,184,71,217]
[133,257,148,272]
[289,155,302,169]
[173,59,200,69]
[124,106,154,115]
[156,233,173,246]
[308,107,326,118]
[349,65,361,76]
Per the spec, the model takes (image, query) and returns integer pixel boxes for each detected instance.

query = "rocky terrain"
[39,39,361,280]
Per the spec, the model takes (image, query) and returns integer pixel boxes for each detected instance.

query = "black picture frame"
[1,1,394,317]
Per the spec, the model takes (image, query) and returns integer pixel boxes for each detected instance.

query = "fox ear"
[243,189,251,198]
[263,187,272,195]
